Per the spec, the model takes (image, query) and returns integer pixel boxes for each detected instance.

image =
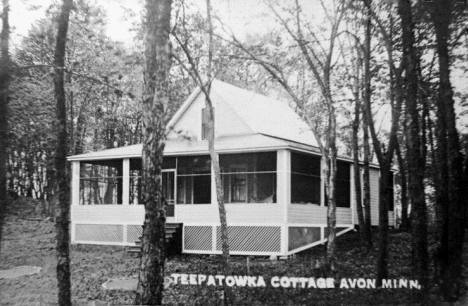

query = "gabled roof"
[68,79,323,161]
[168,79,319,147]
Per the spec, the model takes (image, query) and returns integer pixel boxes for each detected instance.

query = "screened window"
[324,160,351,207]
[177,155,211,204]
[220,152,276,203]
[291,152,321,204]
[129,157,176,205]
[129,159,141,204]
[335,160,351,208]
[79,160,123,205]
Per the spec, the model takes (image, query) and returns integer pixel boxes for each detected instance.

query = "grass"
[0,198,464,305]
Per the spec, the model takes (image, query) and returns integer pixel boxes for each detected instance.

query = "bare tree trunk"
[205,1,232,304]
[0,0,10,254]
[173,1,233,301]
[398,0,428,292]
[430,0,465,301]
[362,0,373,250]
[395,140,409,230]
[53,0,72,304]
[135,0,172,304]
[352,80,365,244]
[326,108,338,271]
[362,121,372,249]
[363,0,403,284]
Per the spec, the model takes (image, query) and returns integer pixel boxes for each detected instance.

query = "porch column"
[277,150,290,219]
[71,161,80,206]
[122,158,130,205]
[277,150,290,254]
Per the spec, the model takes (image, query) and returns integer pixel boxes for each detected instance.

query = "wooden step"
[128,223,183,257]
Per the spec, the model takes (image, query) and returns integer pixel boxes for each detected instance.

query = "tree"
[0,0,10,254]
[398,0,428,291]
[225,0,348,271]
[427,0,466,301]
[53,0,73,305]
[171,0,233,303]
[135,0,172,304]
[362,0,404,284]
[345,0,373,250]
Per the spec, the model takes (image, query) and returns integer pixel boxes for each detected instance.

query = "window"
[291,152,321,204]
[220,152,276,203]
[79,160,123,205]
[177,156,211,204]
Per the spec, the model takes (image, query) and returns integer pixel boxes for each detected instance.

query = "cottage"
[67,80,395,256]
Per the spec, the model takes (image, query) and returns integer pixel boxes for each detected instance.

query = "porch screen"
[129,157,176,205]
[335,160,351,208]
[219,152,276,203]
[129,159,141,205]
[291,152,321,204]
[177,156,211,204]
[79,160,123,205]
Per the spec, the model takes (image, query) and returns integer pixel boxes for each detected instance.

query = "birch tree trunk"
[205,0,232,303]
[135,0,172,304]
[352,81,365,244]
[53,0,73,304]
[0,0,10,254]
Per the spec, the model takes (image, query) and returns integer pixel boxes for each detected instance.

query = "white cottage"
[68,80,395,256]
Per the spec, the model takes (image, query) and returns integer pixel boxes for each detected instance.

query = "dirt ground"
[1,198,468,305]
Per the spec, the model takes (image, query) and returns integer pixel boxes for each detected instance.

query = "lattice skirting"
[127,224,143,243]
[184,226,212,251]
[287,226,354,254]
[183,225,282,254]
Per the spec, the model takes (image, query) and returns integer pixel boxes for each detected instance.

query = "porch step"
[126,223,182,257]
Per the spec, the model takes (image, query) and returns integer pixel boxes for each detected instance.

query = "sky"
[7,0,275,45]
[3,0,468,133]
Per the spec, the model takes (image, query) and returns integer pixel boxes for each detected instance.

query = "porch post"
[71,161,80,206]
[122,158,130,205]
[277,150,290,255]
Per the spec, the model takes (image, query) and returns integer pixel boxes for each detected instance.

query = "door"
[162,170,175,217]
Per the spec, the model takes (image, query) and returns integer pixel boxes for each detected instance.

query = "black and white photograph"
[1,0,468,305]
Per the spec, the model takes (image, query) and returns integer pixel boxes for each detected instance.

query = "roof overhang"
[67,134,320,162]
[66,133,381,170]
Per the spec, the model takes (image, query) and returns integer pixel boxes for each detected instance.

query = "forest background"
[1,0,468,305]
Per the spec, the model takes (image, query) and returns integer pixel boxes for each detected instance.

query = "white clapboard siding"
[370,168,380,226]
[287,205,352,225]
[176,203,283,224]
[72,205,145,224]
[388,211,395,227]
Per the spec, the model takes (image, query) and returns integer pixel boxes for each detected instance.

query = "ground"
[1,198,467,305]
